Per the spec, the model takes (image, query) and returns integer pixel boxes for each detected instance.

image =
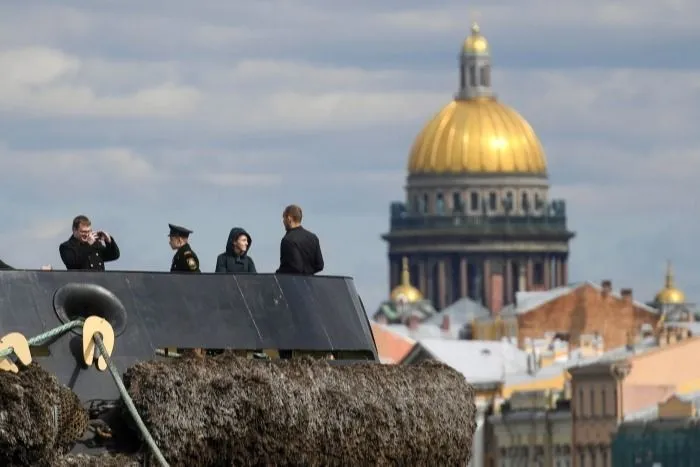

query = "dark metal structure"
[0,270,378,403]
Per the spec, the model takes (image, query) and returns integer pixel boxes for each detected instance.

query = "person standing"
[168,223,200,273]
[59,215,120,271]
[215,227,257,273]
[275,204,324,275]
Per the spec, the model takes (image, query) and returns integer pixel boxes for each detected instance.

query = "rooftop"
[497,280,660,317]
[624,389,700,422]
[370,322,416,364]
[402,338,528,385]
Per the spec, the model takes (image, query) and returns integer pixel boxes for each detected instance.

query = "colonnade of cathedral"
[389,254,569,311]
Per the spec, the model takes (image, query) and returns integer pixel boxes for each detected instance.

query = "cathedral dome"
[654,261,685,305]
[407,23,548,176]
[407,98,547,175]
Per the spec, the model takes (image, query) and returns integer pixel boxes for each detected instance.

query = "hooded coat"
[215,227,257,273]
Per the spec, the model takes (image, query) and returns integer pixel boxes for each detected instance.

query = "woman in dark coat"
[214,227,257,273]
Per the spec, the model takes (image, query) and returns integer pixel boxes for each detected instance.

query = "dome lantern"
[456,21,493,101]
[654,260,686,305]
[390,257,423,304]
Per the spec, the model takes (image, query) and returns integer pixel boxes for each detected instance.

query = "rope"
[0,319,168,465]
[0,319,85,359]
[92,333,170,467]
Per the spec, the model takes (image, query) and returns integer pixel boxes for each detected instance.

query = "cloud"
[0,1,698,312]
[0,47,200,118]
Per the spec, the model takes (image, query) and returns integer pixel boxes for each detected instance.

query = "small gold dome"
[407,98,548,175]
[654,261,685,304]
[463,22,489,54]
[390,257,423,303]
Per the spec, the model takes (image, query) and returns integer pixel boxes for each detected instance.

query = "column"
[562,258,569,285]
[460,257,468,298]
[418,259,427,296]
[505,258,513,304]
[389,257,400,291]
[518,261,527,293]
[483,258,491,311]
[555,257,563,287]
[426,258,434,304]
[444,257,453,305]
[438,258,447,310]
[526,258,534,290]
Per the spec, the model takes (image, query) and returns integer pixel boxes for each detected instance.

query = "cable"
[92,333,169,467]
[0,319,85,358]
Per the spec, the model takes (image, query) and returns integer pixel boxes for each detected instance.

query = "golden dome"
[407,98,548,175]
[463,22,489,54]
[654,261,685,304]
[390,257,423,304]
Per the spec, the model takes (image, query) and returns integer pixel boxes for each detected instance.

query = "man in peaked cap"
[168,223,201,273]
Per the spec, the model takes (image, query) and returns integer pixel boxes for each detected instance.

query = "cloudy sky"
[1,1,698,311]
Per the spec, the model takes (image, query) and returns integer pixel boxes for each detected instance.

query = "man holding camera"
[59,215,120,271]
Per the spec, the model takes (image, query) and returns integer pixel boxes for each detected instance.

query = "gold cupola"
[654,261,686,305]
[390,257,423,304]
[407,22,548,176]
[462,22,489,54]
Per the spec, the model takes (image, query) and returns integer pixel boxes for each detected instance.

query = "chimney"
[601,280,612,297]
[620,288,633,304]
[407,314,420,330]
[440,315,451,332]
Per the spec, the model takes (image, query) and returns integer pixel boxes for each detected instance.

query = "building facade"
[382,23,575,312]
[568,336,700,467]
[489,390,572,467]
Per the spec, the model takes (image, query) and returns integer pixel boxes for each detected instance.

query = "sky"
[0,1,698,313]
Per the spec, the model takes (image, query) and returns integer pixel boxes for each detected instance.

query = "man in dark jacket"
[215,227,256,273]
[59,215,120,271]
[168,223,201,273]
[276,204,324,275]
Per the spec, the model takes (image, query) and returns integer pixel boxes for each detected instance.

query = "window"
[412,195,419,213]
[452,192,464,213]
[602,388,607,416]
[590,389,595,417]
[489,192,497,210]
[504,192,514,212]
[521,192,530,213]
[422,193,429,213]
[578,388,584,417]
[480,65,491,86]
[469,65,476,87]
[470,192,479,210]
[435,192,445,214]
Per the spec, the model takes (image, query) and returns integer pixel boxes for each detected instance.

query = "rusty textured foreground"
[1,355,476,466]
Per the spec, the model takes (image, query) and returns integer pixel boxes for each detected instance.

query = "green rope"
[0,319,168,465]
[93,334,170,467]
[0,319,85,359]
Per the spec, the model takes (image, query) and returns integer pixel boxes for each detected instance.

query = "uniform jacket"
[276,226,324,275]
[59,235,120,271]
[171,243,200,273]
[215,227,256,273]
